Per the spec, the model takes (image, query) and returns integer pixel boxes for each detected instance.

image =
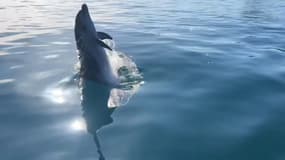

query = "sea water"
[0,0,285,160]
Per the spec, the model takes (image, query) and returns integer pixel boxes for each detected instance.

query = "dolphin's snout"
[81,4,88,12]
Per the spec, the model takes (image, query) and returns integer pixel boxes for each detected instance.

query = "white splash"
[103,39,144,108]
[45,39,143,107]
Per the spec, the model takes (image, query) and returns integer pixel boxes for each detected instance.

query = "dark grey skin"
[75,4,120,160]
[75,4,119,87]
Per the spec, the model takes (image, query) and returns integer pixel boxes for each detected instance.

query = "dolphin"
[75,4,119,87]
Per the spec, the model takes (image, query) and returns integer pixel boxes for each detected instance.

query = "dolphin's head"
[75,4,97,41]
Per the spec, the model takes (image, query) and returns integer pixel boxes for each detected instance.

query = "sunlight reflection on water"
[70,118,87,132]
[0,78,15,84]
[44,87,72,104]
[47,88,66,104]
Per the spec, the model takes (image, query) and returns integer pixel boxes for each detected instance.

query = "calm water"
[1,0,285,160]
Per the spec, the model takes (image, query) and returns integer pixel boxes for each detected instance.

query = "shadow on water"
[80,79,115,160]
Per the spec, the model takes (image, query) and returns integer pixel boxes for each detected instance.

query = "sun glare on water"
[45,88,66,104]
[70,118,86,132]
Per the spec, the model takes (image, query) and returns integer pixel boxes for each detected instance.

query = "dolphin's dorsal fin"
[96,38,113,51]
[97,32,113,40]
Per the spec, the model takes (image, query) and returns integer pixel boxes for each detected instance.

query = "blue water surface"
[1,0,285,160]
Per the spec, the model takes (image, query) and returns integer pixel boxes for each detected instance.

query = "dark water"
[1,0,285,160]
